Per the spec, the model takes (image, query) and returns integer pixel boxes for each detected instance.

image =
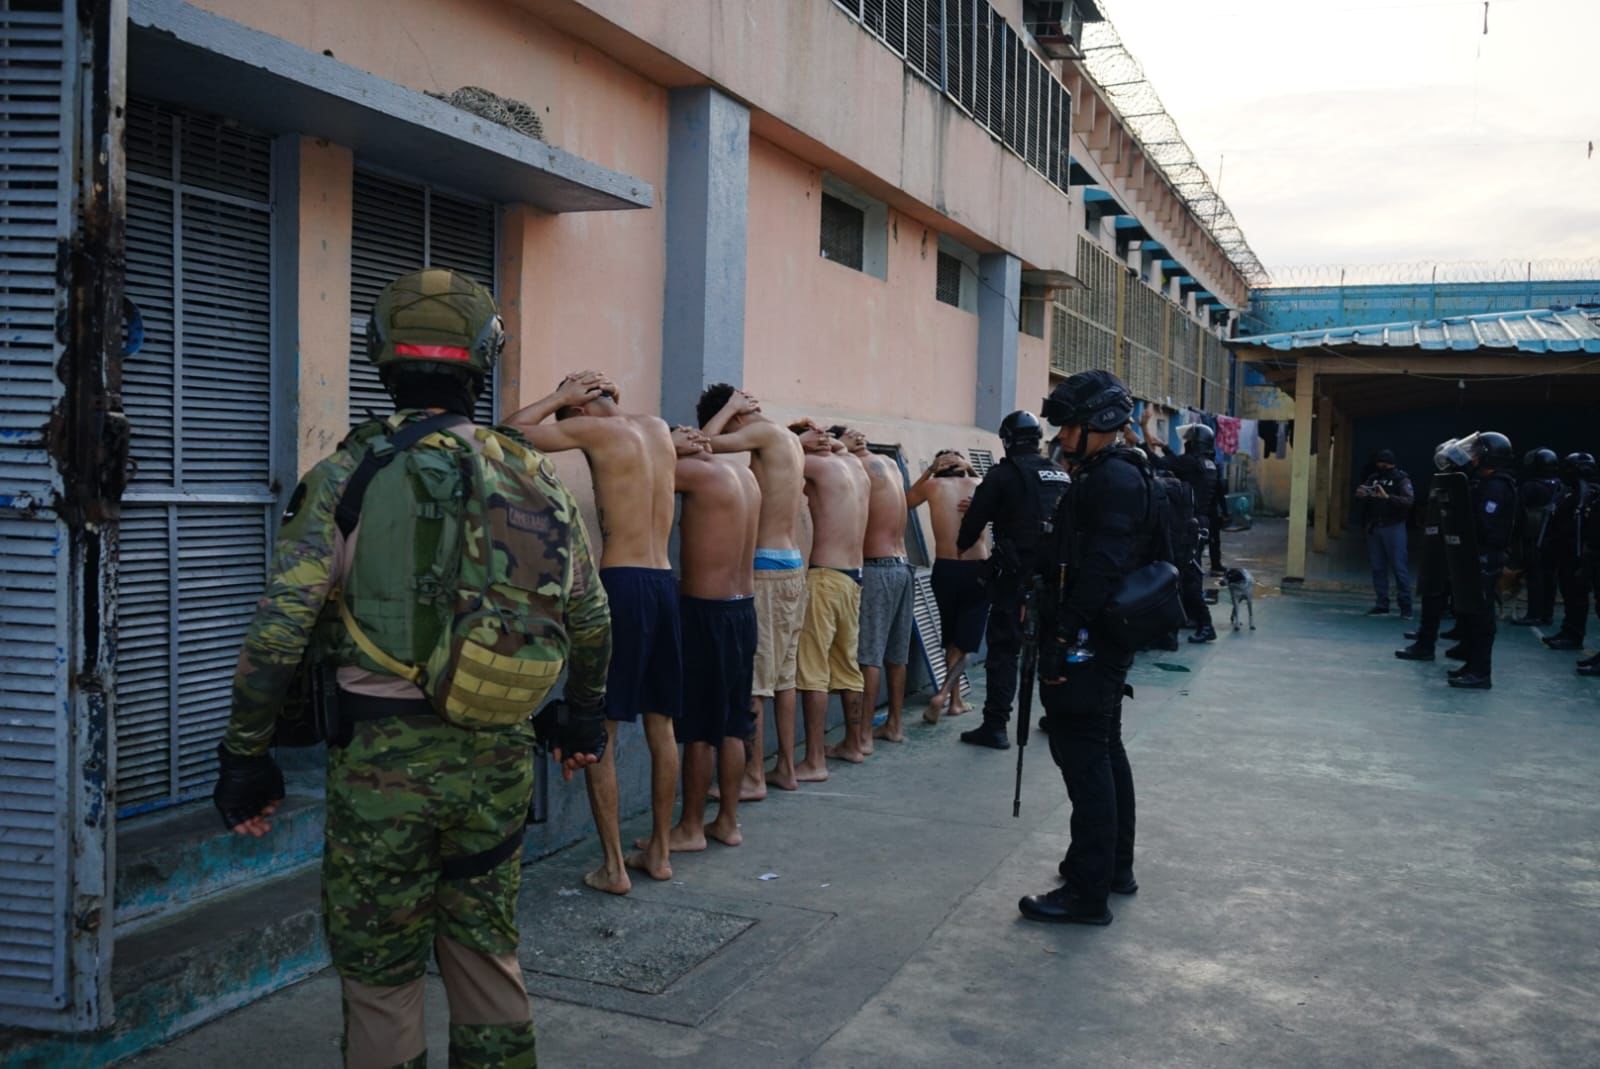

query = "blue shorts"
[599,568,683,722]
[678,595,758,746]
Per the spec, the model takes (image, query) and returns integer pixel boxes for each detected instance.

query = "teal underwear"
[754,548,804,571]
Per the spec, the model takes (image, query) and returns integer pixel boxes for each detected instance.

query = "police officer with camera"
[955,411,1070,749]
[1020,370,1180,926]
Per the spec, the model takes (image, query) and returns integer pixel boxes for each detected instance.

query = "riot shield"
[1416,475,1451,597]
[1435,471,1485,613]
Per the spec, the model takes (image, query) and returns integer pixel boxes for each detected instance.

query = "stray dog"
[1221,567,1255,631]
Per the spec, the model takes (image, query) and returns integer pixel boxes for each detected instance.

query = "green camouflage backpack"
[333,411,579,729]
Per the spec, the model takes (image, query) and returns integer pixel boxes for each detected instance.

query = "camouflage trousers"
[324,713,539,1068]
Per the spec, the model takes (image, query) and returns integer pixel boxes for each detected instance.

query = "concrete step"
[1,868,327,1069]
[114,790,325,933]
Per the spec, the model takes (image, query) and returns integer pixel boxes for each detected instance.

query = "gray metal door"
[348,167,498,427]
[0,0,120,1031]
[115,98,276,814]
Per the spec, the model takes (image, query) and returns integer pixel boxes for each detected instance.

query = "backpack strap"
[331,411,463,686]
[335,411,461,537]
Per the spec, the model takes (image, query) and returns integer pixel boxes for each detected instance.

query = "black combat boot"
[1543,633,1584,651]
[1366,605,1391,616]
[1447,673,1492,690]
[1395,643,1435,661]
[1444,644,1467,660]
[959,720,1010,750]
[1188,625,1217,643]
[1018,887,1113,925]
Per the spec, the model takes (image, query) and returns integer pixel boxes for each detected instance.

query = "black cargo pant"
[1458,556,1502,677]
[981,583,1023,724]
[1554,554,1590,641]
[1179,558,1212,630]
[1524,541,1556,623]
[1041,647,1136,906]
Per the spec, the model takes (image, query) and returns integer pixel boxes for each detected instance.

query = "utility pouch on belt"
[1103,561,1185,649]
[334,413,572,731]
[273,659,342,748]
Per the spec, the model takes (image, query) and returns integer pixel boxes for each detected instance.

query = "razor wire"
[1078,15,1269,288]
[1259,259,1600,288]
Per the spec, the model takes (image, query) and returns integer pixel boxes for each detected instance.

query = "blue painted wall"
[1244,279,1600,337]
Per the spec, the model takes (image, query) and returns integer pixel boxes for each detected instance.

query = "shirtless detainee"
[833,427,915,749]
[698,384,808,795]
[906,450,990,723]
[794,425,872,771]
[661,426,761,852]
[507,371,682,893]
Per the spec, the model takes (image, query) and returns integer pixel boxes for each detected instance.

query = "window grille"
[348,168,499,428]
[820,192,866,271]
[936,251,964,307]
[831,0,1073,194]
[119,97,277,813]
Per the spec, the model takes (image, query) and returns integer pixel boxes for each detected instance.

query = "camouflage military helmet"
[366,268,505,375]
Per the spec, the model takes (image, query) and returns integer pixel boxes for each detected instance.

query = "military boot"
[1018,887,1113,925]
[1188,625,1217,644]
[1395,643,1435,661]
[959,720,1011,750]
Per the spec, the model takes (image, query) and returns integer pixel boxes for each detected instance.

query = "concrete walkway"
[130,594,1600,1068]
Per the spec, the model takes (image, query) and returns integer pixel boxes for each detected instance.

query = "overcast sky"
[1097,0,1600,279]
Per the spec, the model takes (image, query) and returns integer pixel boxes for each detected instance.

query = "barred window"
[820,192,865,271]
[935,251,963,307]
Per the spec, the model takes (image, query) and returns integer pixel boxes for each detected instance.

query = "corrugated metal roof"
[1229,306,1600,354]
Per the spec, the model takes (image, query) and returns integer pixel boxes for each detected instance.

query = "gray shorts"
[858,558,915,668]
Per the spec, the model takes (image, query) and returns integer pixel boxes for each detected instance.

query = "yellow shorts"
[795,567,866,694]
[753,568,808,698]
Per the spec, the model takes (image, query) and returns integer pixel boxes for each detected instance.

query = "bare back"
[676,454,761,599]
[923,476,988,561]
[805,452,870,569]
[714,418,806,552]
[564,413,677,569]
[855,451,909,559]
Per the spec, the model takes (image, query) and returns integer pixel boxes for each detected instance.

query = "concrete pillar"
[291,136,353,475]
[1313,393,1335,553]
[1285,360,1316,583]
[1333,410,1354,535]
[660,87,749,425]
[976,252,1021,430]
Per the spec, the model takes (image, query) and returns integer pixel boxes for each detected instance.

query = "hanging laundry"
[1216,415,1241,456]
[1236,418,1260,459]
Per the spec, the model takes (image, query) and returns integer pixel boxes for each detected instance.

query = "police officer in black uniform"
[1020,370,1158,926]
[955,410,1070,749]
[1510,447,1562,627]
[1395,442,1463,664]
[1142,414,1228,587]
[1543,452,1599,652]
[1577,456,1600,676]
[1152,464,1210,644]
[1449,432,1517,690]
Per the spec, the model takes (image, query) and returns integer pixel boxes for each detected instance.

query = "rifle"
[1012,578,1040,818]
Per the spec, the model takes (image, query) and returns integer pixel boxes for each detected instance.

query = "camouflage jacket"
[222,411,611,756]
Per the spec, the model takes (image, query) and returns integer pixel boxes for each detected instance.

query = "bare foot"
[767,766,800,791]
[924,693,948,724]
[860,736,875,757]
[706,815,743,847]
[714,776,769,803]
[636,828,708,853]
[949,698,971,717]
[825,742,865,764]
[874,724,906,743]
[795,760,830,783]
[583,866,631,896]
[624,848,672,882]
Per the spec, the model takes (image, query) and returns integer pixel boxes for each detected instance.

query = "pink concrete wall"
[192,0,670,420]
[743,137,979,428]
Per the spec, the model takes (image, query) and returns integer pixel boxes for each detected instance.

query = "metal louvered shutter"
[117,98,276,814]
[0,0,77,1016]
[349,168,498,428]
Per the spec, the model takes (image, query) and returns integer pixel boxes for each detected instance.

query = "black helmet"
[1475,431,1514,468]
[998,410,1043,453]
[1523,447,1559,476]
[1563,451,1599,481]
[1180,424,1217,455]
[1042,369,1133,432]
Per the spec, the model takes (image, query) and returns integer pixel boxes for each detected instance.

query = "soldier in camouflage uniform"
[214,268,611,1069]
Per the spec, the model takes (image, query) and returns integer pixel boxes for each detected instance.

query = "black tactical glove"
[213,742,285,830]
[533,698,608,763]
